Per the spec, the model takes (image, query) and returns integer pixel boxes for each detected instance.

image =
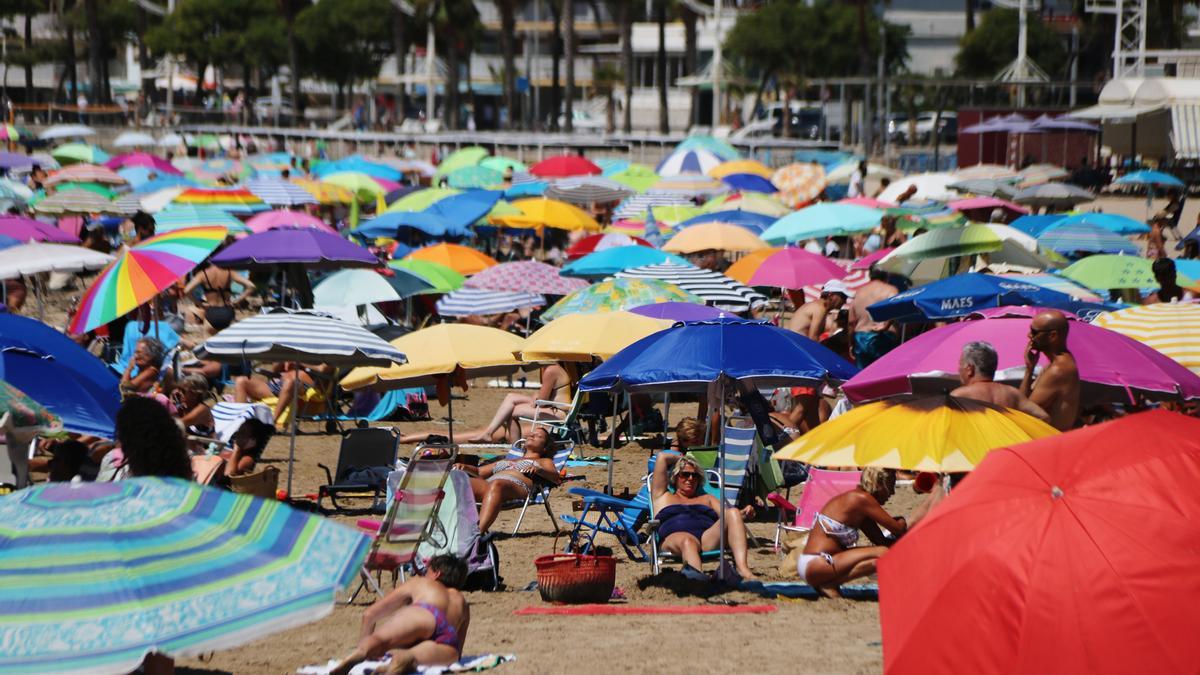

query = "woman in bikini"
[454,427,561,534]
[652,452,756,579]
[797,467,909,597]
[183,262,254,334]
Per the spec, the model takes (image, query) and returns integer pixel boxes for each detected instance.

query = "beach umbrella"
[1037,222,1139,255]
[656,148,722,177]
[772,163,827,208]
[544,177,634,205]
[0,215,78,243]
[724,247,780,284]
[53,182,118,200]
[39,123,96,140]
[947,196,1028,216]
[0,178,31,207]
[292,178,355,205]
[612,192,692,220]
[111,130,156,148]
[0,242,111,281]
[865,273,1101,324]
[404,243,497,276]
[1004,272,1106,301]
[1113,169,1185,189]
[540,278,702,321]
[877,172,959,202]
[480,156,527,173]
[564,232,653,260]
[446,165,503,189]
[616,262,767,312]
[702,192,791,217]
[662,221,766,253]
[312,155,402,181]
[879,223,1004,263]
[851,247,894,270]
[153,205,250,233]
[676,209,776,235]
[464,260,589,295]
[318,172,389,200]
[33,188,131,215]
[760,203,883,244]
[628,302,728,321]
[721,172,778,194]
[1044,211,1149,235]
[492,197,600,232]
[608,164,660,192]
[529,155,602,178]
[246,178,319,207]
[0,124,19,142]
[885,201,970,231]
[0,380,59,435]
[69,226,227,334]
[103,152,182,176]
[774,394,1058,472]
[0,313,119,437]
[0,477,369,674]
[1013,163,1070,187]
[710,159,773,180]
[245,209,335,234]
[676,134,739,160]
[157,132,184,148]
[560,245,690,278]
[879,410,1200,675]
[385,187,461,213]
[435,287,545,316]
[1008,213,1068,237]
[1012,182,1095,207]
[966,305,1081,320]
[1092,303,1200,374]
[46,164,127,186]
[947,178,1018,199]
[360,190,499,239]
[314,268,431,306]
[1061,254,1192,291]
[953,163,1017,180]
[650,174,730,198]
[211,227,377,270]
[51,142,109,165]
[434,146,489,178]
[387,258,465,294]
[840,318,1200,404]
[172,187,267,213]
[742,247,847,289]
[517,311,673,362]
[384,185,420,205]
[0,152,34,172]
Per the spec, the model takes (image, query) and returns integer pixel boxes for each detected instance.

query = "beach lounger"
[497,439,575,535]
[317,427,401,512]
[769,468,862,551]
[561,482,652,562]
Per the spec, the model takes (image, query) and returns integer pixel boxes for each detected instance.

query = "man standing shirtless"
[951,341,1048,421]
[788,280,850,341]
[847,266,899,368]
[1019,310,1081,431]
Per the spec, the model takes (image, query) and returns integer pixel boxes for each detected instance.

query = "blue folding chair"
[561,482,652,561]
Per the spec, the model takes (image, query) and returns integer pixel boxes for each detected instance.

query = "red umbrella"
[565,232,653,260]
[529,155,602,178]
[879,409,1200,675]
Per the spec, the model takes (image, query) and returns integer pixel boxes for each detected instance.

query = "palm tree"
[278,0,305,120]
[84,0,105,102]
[680,3,697,127]
[496,0,517,128]
[655,0,667,133]
[618,0,632,132]
[965,0,975,33]
[393,3,408,123]
[563,0,575,131]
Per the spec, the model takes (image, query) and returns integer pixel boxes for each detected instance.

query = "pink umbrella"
[245,210,336,234]
[104,152,183,176]
[463,260,589,295]
[850,247,895,270]
[966,306,1080,321]
[842,318,1200,404]
[839,196,896,209]
[0,215,78,243]
[371,177,404,193]
[948,196,1029,215]
[747,248,846,290]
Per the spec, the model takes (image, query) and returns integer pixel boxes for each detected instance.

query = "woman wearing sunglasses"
[652,452,756,580]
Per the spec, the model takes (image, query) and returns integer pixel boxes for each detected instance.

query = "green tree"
[295,0,393,108]
[954,8,1066,78]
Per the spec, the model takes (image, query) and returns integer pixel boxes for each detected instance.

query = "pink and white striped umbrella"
[245,209,336,234]
[45,163,127,186]
[464,260,589,295]
[802,267,871,303]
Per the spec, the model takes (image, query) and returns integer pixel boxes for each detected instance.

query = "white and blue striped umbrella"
[616,262,767,312]
[1037,223,1139,256]
[435,288,545,317]
[246,178,319,207]
[200,309,407,367]
[656,148,723,177]
[544,177,634,205]
[613,192,692,220]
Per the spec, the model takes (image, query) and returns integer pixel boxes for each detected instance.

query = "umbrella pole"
[35,274,43,322]
[286,368,299,497]
[606,394,618,494]
[717,379,727,582]
[447,393,454,442]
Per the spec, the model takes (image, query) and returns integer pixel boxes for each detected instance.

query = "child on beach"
[332,555,471,675]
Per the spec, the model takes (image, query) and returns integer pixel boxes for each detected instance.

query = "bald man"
[1019,310,1080,431]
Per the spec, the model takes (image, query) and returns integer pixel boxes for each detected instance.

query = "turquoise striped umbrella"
[1037,222,1138,255]
[0,477,369,674]
[153,204,251,233]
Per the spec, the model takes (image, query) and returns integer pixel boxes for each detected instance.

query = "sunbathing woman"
[652,452,756,579]
[454,427,561,534]
[182,261,254,333]
[120,337,164,396]
[798,467,908,598]
[332,554,470,675]
[170,374,214,437]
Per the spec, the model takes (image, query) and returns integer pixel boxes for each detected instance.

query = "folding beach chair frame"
[561,483,652,561]
[317,426,401,512]
[498,438,576,535]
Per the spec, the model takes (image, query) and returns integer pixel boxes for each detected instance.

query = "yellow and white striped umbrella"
[1092,303,1200,374]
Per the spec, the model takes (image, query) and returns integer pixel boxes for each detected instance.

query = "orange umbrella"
[724,247,780,284]
[404,243,498,276]
[662,222,768,254]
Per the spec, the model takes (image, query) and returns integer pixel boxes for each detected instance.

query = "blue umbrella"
[0,234,18,249]
[1008,214,1067,237]
[312,155,402,181]
[1176,226,1200,252]
[1037,222,1139,255]
[721,173,777,194]
[1173,258,1200,280]
[1114,169,1185,189]
[1045,212,1150,235]
[354,190,500,239]
[116,166,154,188]
[866,273,1114,323]
[560,245,690,279]
[133,175,197,194]
[761,203,883,244]
[0,313,120,437]
[677,209,777,235]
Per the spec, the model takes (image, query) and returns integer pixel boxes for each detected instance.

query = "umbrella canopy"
[947,178,1018,199]
[1061,254,1192,290]
[0,380,59,432]
[656,148,723,177]
[360,190,499,239]
[841,317,1200,404]
[211,227,377,270]
[541,278,702,321]
[677,209,776,235]
[953,163,1018,180]
[292,178,355,205]
[172,187,267,213]
[39,123,96,140]
[662,222,766,253]
[881,223,1003,262]
[479,156,527,173]
[1045,211,1149,235]
[1037,222,1139,255]
[464,260,589,295]
[560,245,690,278]
[341,323,525,390]
[491,197,600,232]
[529,155,602,178]
[104,152,182,176]
[404,243,497,276]
[772,163,827,208]
[579,317,858,393]
[387,258,465,294]
[866,273,1094,323]
[0,313,120,437]
[45,164,126,186]
[544,177,634,205]
[245,209,335,234]
[434,146,489,178]
[319,172,389,199]
[0,215,78,243]
[111,130,157,148]
[70,226,227,334]
[565,232,653,260]
[1013,163,1070,187]
[1113,169,1185,189]
[887,201,969,231]
[947,196,1028,216]
[1092,302,1200,374]
[446,165,503,189]
[879,410,1200,675]
[435,287,545,316]
[741,247,847,290]
[723,174,779,194]
[877,172,959,202]
[608,164,660,192]
[850,247,895,270]
[313,268,432,306]
[201,308,408,367]
[761,203,883,244]
[0,242,112,280]
[152,205,250,234]
[676,134,740,160]
[703,192,792,217]
[0,477,369,675]
[385,187,461,213]
[33,189,130,215]
[651,174,731,198]
[1012,183,1095,207]
[312,155,402,181]
[518,311,673,362]
[774,395,1058,472]
[613,192,692,220]
[50,142,109,165]
[616,262,768,312]
[629,302,729,321]
[710,159,773,180]
[245,178,320,207]
[0,152,34,171]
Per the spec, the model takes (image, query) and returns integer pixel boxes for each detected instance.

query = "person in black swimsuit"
[182,262,255,334]
[652,453,756,579]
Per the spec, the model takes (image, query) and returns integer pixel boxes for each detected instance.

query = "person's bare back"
[787,300,828,340]
[950,381,1049,422]
[849,280,898,333]
[1030,352,1080,430]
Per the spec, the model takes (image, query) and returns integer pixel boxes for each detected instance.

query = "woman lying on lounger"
[652,452,756,579]
[453,427,561,534]
[797,467,911,598]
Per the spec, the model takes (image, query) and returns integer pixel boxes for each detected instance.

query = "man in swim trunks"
[847,265,899,368]
[332,555,471,675]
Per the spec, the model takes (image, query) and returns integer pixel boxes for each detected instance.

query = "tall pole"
[876,5,885,158]
[426,13,436,123]
[711,0,721,127]
[1016,0,1028,108]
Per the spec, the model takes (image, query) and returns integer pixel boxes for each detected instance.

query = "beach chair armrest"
[570,490,638,510]
[561,474,587,483]
[317,463,335,485]
[534,399,571,411]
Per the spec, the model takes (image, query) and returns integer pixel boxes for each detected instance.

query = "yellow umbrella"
[517,311,672,362]
[405,243,498,276]
[709,159,774,180]
[773,395,1059,473]
[1092,303,1200,374]
[491,197,600,232]
[701,192,790,217]
[292,178,355,204]
[663,222,768,254]
[724,247,781,285]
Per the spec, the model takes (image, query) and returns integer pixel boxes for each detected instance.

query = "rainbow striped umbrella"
[0,477,369,675]
[172,187,267,213]
[69,226,227,334]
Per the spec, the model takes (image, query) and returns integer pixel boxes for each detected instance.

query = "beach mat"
[298,654,515,675]
[513,604,777,616]
[738,581,879,600]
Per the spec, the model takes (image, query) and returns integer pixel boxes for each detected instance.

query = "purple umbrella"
[629,302,729,321]
[210,226,377,269]
[0,216,78,243]
[842,318,1200,404]
[0,152,34,171]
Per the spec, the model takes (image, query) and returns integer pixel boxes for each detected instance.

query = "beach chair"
[316,427,401,512]
[561,481,652,562]
[108,320,181,376]
[497,438,575,535]
[768,468,862,552]
[349,443,457,602]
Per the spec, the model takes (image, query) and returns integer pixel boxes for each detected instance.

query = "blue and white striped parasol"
[435,287,545,316]
[616,262,767,312]
[246,178,320,207]
[200,308,407,367]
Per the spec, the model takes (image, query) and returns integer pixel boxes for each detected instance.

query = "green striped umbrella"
[387,258,466,294]
[434,146,488,178]
[884,223,1004,262]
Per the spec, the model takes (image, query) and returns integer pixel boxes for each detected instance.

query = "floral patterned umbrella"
[772,163,827,208]
[540,278,702,321]
[464,260,589,295]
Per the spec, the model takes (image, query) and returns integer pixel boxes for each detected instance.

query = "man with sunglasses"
[1019,310,1080,431]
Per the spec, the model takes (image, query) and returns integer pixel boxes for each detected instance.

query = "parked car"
[734,102,837,141]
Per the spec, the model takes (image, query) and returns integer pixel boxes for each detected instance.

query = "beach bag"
[410,469,503,591]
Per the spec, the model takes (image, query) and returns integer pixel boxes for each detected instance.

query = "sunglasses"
[676,471,702,481]
[1029,327,1056,336]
